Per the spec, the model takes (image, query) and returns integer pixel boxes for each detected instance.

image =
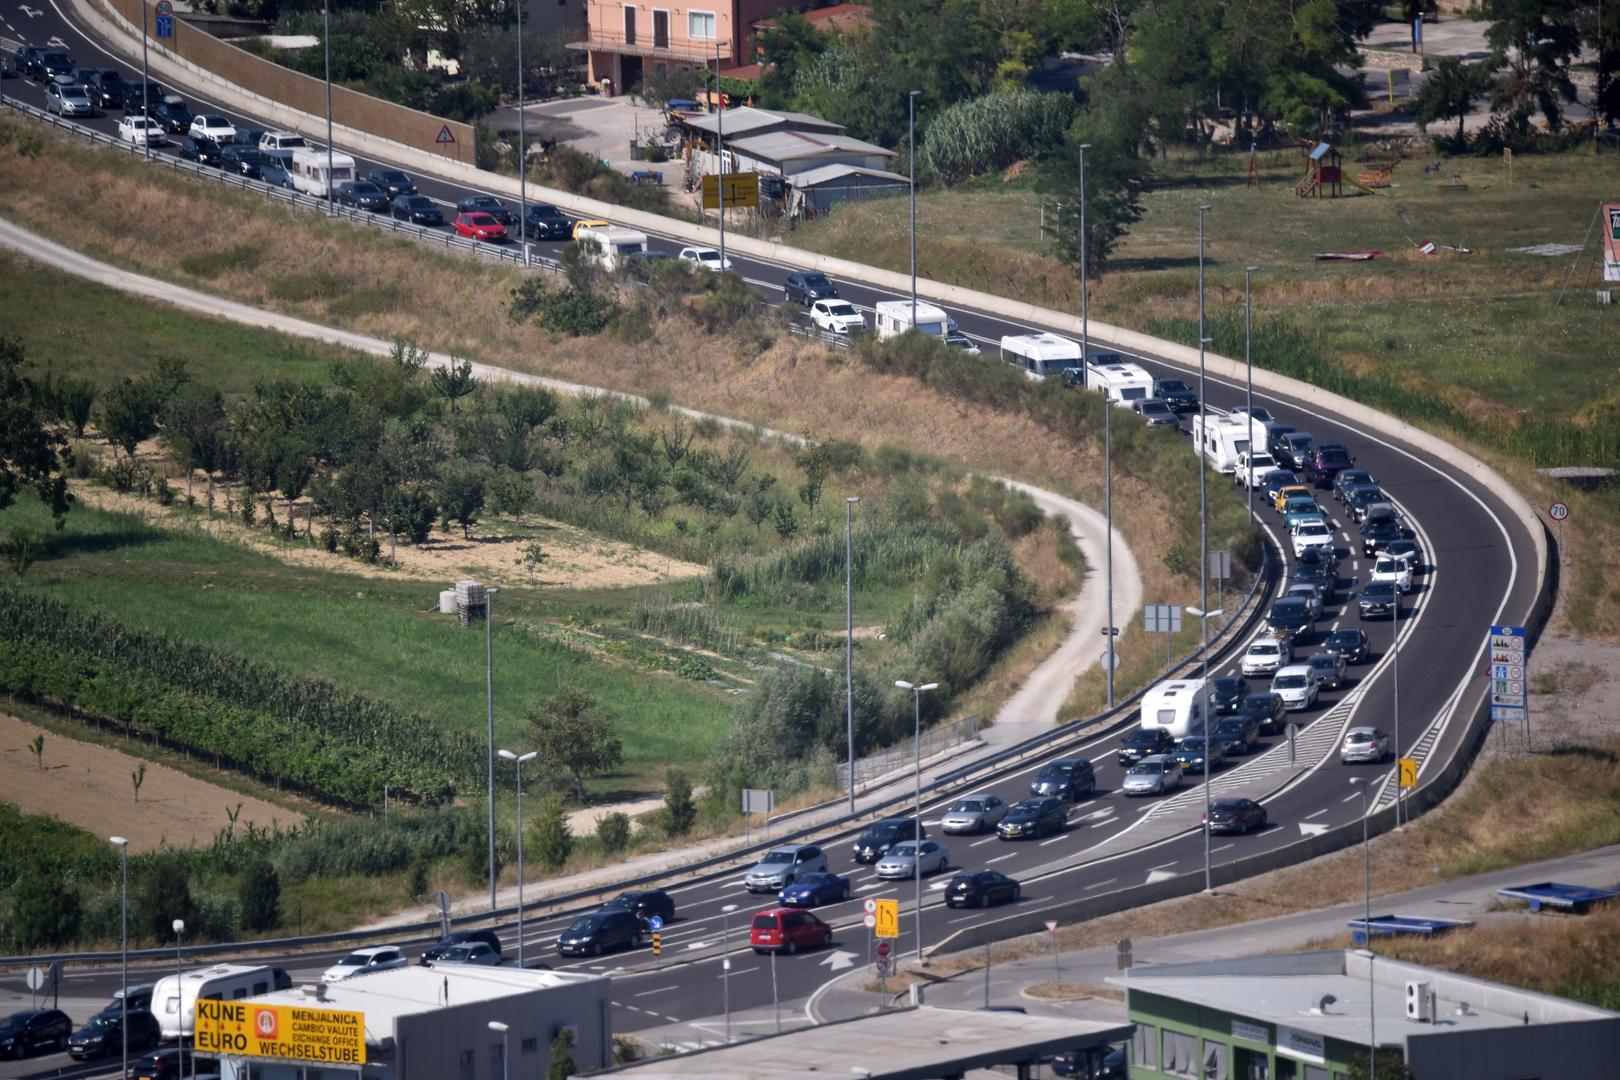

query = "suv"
[0,1009,72,1058]
[154,96,193,134]
[852,818,922,863]
[1029,758,1095,800]
[1358,580,1400,619]
[1117,727,1175,766]
[602,890,675,924]
[520,202,573,239]
[1152,378,1198,412]
[557,909,641,956]
[68,1010,162,1059]
[82,69,127,110]
[744,844,828,892]
[784,270,839,305]
[123,81,168,114]
[1303,443,1353,488]
[420,929,503,965]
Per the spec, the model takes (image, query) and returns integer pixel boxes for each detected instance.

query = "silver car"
[425,942,501,968]
[45,82,94,117]
[1122,755,1184,796]
[743,843,828,893]
[941,794,1007,834]
[875,840,950,880]
[1340,726,1391,764]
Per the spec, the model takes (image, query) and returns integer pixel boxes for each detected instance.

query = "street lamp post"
[1244,266,1259,522]
[172,918,184,1000]
[714,40,726,268]
[1392,589,1403,826]
[845,496,860,814]
[1079,144,1116,705]
[721,903,738,1043]
[498,748,538,968]
[485,585,501,910]
[323,0,334,212]
[488,1021,509,1080]
[1350,778,1376,1080]
[908,90,921,326]
[1196,205,1212,632]
[895,679,938,964]
[1185,608,1223,892]
[139,3,150,159]
[111,837,129,1080]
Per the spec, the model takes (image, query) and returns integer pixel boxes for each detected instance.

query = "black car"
[1239,691,1287,735]
[127,1048,214,1080]
[122,81,168,114]
[1361,519,1410,558]
[1334,468,1376,503]
[1303,443,1353,488]
[1359,580,1400,619]
[421,929,503,965]
[1295,543,1338,575]
[23,48,75,82]
[1321,628,1370,664]
[391,194,443,225]
[369,168,416,197]
[1273,431,1315,471]
[1118,727,1176,766]
[784,270,839,305]
[92,984,155,1022]
[179,135,223,166]
[67,1011,161,1060]
[944,870,1021,908]
[557,909,642,956]
[234,127,267,154]
[520,202,573,239]
[220,144,264,177]
[1208,675,1247,714]
[1029,757,1095,801]
[14,46,43,79]
[603,889,675,924]
[1052,1046,1126,1078]
[338,180,391,212]
[1345,485,1387,524]
[1289,562,1336,605]
[853,817,924,863]
[1384,538,1423,573]
[997,797,1066,840]
[1213,713,1260,756]
[82,69,127,110]
[1266,597,1313,639]
[154,97,193,134]
[1264,424,1297,456]
[457,194,513,224]
[1152,377,1198,411]
[1203,797,1268,835]
[0,1009,72,1059]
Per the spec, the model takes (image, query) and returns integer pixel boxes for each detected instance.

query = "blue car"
[778,871,851,908]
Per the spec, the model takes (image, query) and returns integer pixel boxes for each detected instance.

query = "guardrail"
[785,321,853,349]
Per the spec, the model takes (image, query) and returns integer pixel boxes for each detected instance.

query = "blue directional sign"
[155,15,173,38]
[646,915,664,932]
[1487,624,1526,722]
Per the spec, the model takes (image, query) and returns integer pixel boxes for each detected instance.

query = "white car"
[810,299,866,335]
[1271,664,1320,712]
[1241,636,1292,677]
[322,945,408,983]
[1371,554,1414,594]
[118,114,167,147]
[1228,406,1275,426]
[1236,451,1278,489]
[188,114,237,144]
[45,82,94,117]
[259,130,309,152]
[678,246,732,272]
[1292,520,1335,558]
[944,333,981,354]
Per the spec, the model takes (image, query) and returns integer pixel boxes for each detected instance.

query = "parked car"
[323,945,408,983]
[69,1010,162,1059]
[557,909,642,956]
[784,270,838,304]
[603,890,676,924]
[1133,398,1181,427]
[1118,727,1177,766]
[44,82,94,117]
[941,794,1008,834]
[454,211,507,242]
[390,194,443,226]
[337,180,390,212]
[1152,377,1198,411]
[220,144,265,177]
[520,202,573,239]
[368,168,416,196]
[0,1009,72,1059]
[1213,714,1260,756]
[178,135,223,166]
[1358,580,1400,619]
[425,942,501,967]
[745,844,829,892]
[188,114,236,144]
[1208,676,1247,715]
[1305,651,1347,691]
[749,908,831,954]
[1240,691,1287,735]
[154,96,193,134]
[1121,755,1184,796]
[456,194,513,224]
[876,839,950,878]
[944,870,1021,908]
[809,299,865,335]
[1030,758,1095,801]
[996,798,1066,840]
[420,929,503,965]
[1242,635,1292,677]
[1271,665,1320,712]
[678,245,731,271]
[778,872,851,908]
[117,113,166,147]
[1340,726,1391,764]
[1203,797,1268,835]
[852,818,922,863]
[1052,1046,1126,1078]
[1321,627,1371,664]
[1171,736,1226,774]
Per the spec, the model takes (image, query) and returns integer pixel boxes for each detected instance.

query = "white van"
[290,148,355,199]
[874,300,950,341]
[998,333,1082,381]
[1086,359,1155,406]
[1139,677,1209,739]
[573,224,649,270]
[1191,414,1269,474]
[151,964,277,1040]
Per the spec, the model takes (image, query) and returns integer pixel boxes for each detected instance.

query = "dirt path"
[0,714,301,852]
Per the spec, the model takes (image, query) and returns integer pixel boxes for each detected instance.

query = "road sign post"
[873,898,899,939]
[1143,603,1182,672]
[1398,757,1418,789]
[1045,920,1061,983]
[1117,937,1133,972]
[1488,624,1529,750]
[154,0,173,38]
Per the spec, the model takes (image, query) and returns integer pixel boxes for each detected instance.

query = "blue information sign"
[155,14,173,37]
[646,915,664,931]
[1487,624,1526,721]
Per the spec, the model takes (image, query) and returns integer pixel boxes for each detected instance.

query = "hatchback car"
[1213,714,1260,756]
[944,870,1021,908]
[557,909,642,956]
[337,180,391,211]
[420,929,503,965]
[425,942,501,967]
[778,871,851,908]
[852,818,922,863]
[1358,580,1400,619]
[1122,755,1184,796]
[1030,758,1095,800]
[1266,598,1313,641]
[1118,726,1176,766]
[454,211,507,242]
[1304,650,1347,691]
[83,69,127,109]
[391,195,444,226]
[602,889,675,924]
[1273,431,1315,470]
[784,270,838,304]
[1321,627,1371,664]
[154,96,193,134]
[1334,468,1376,502]
[520,202,573,239]
[456,194,513,224]
[220,144,265,177]
[1203,797,1268,835]
[0,1009,72,1059]
[1240,691,1287,735]
[1341,726,1391,764]
[1271,665,1319,712]
[1152,378,1198,411]
[1208,676,1247,715]
[810,299,865,334]
[941,793,1008,834]
[1282,496,1326,531]
[1171,736,1226,774]
[1241,636,1292,677]
[679,245,731,271]
[1361,520,1409,558]
[749,908,831,954]
[323,946,408,982]
[368,168,416,196]
[44,82,94,117]
[178,135,223,166]
[996,798,1066,840]
[68,1009,162,1059]
[745,844,828,892]
[876,839,950,878]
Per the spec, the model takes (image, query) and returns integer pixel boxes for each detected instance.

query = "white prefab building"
[290,148,355,198]
[1193,414,1270,474]
[874,299,950,340]
[1086,358,1155,405]
[999,333,1083,381]
[1140,678,1209,739]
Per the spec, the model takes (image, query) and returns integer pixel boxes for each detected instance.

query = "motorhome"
[1085,358,1155,406]
[1192,414,1269,474]
[873,299,950,341]
[998,333,1083,381]
[289,148,354,199]
[151,964,276,1040]
[1139,678,1210,740]
[572,224,649,270]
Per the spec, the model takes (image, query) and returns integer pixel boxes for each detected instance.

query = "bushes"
[918,90,1078,183]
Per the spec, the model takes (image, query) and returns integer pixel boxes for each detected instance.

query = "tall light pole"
[1244,265,1259,522]
[1079,144,1114,705]
[172,918,184,999]
[323,0,334,212]
[908,90,921,326]
[139,2,151,159]
[1392,589,1403,826]
[721,903,738,1043]
[1196,205,1212,636]
[485,585,501,910]
[488,1021,509,1080]
[845,496,860,814]
[713,40,727,268]
[498,748,537,968]
[1350,778,1376,1080]
[111,836,129,1080]
[895,679,938,964]
[515,0,528,266]
[1185,608,1222,893]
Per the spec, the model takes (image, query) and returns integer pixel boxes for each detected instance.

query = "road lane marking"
[634,985,678,997]
[1304,808,1328,819]
[986,854,1014,864]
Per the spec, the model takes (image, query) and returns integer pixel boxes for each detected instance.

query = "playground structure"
[1358,158,1399,188]
[1295,142,1344,197]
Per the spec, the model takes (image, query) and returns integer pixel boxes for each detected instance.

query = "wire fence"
[835,713,982,793]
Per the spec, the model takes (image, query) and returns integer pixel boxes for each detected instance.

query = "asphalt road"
[0,0,1543,1055]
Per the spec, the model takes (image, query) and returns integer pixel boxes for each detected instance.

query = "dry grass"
[951,611,1073,725]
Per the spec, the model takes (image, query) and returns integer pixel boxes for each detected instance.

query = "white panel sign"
[1276,1025,1326,1065]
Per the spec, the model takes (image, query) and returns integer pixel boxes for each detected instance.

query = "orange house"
[572,1,814,92]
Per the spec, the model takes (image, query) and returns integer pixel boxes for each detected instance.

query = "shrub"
[595,811,632,853]
[663,770,697,837]
[530,796,574,869]
[542,288,620,336]
[919,90,1078,183]
[238,859,281,932]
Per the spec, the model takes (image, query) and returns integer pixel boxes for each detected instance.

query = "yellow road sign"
[1398,757,1418,789]
[874,897,899,939]
[701,171,760,209]
[195,1000,365,1065]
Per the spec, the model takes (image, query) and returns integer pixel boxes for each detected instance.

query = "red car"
[749,907,832,955]
[454,211,507,242]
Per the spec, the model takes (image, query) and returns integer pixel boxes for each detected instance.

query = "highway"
[0,0,1545,1059]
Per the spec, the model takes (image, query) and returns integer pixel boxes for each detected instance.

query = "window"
[1203,1040,1229,1080]
[688,10,715,39]
[1132,1024,1156,1070]
[458,1049,475,1080]
[1162,1029,1199,1078]
[521,1038,538,1055]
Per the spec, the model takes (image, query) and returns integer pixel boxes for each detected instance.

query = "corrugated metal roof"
[730,129,894,162]
[789,162,909,188]
[681,106,845,137]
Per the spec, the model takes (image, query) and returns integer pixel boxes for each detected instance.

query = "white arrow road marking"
[819,950,858,971]
[47,35,66,46]
[1299,822,1329,836]
[857,882,886,892]
[685,941,710,950]
[929,881,950,891]
[20,5,42,16]
[1075,807,1115,823]
[1146,869,1177,884]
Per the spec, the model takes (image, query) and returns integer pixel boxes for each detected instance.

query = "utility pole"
[323,0,334,212]
[909,90,921,325]
[485,586,500,910]
[845,497,859,814]
[516,0,528,265]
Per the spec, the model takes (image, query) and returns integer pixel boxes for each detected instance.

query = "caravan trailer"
[1139,678,1210,740]
[873,300,950,341]
[1085,359,1155,406]
[572,224,649,270]
[290,148,355,199]
[1192,415,1270,474]
[998,333,1083,381]
[151,964,277,1040]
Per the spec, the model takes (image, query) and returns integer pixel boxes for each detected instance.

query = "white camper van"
[1139,678,1210,740]
[151,964,277,1040]
[1192,414,1269,474]
[998,333,1083,381]
[572,224,649,270]
[874,300,950,341]
[1085,359,1155,406]
[290,148,355,199]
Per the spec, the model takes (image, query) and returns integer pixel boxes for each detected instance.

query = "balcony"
[566,30,721,64]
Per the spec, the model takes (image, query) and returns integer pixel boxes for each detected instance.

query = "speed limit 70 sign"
[1549,502,1569,522]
